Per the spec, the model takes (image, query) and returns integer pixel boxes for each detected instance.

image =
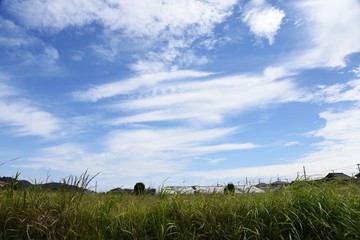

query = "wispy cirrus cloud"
[74,70,214,102]
[0,74,17,97]
[185,110,360,183]
[105,127,257,156]
[76,67,302,125]
[352,66,360,77]
[0,73,61,138]
[18,126,258,188]
[313,79,360,103]
[185,76,360,182]
[0,17,60,66]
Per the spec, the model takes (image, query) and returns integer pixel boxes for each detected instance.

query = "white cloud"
[292,0,360,68]
[189,143,258,154]
[74,70,214,102]
[0,17,60,66]
[0,74,61,138]
[73,66,303,127]
[185,163,301,182]
[294,106,360,177]
[0,76,17,98]
[206,157,226,165]
[17,141,189,190]
[129,48,211,73]
[128,60,168,74]
[312,108,360,143]
[184,79,360,183]
[4,0,99,32]
[185,115,360,182]
[16,143,112,176]
[90,43,118,63]
[101,67,301,125]
[0,100,61,138]
[352,66,360,77]
[0,18,61,136]
[6,0,236,37]
[313,79,360,103]
[5,0,237,69]
[0,18,38,47]
[18,126,259,189]
[283,141,300,147]
[242,0,285,45]
[71,51,84,61]
[44,46,59,62]
[105,127,255,156]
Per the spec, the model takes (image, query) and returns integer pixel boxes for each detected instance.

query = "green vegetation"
[134,182,146,195]
[224,182,235,194]
[1,179,360,239]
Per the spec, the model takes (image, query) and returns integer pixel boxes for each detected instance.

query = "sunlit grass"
[1,178,360,239]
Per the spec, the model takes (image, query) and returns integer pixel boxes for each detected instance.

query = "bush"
[224,183,235,194]
[134,182,145,195]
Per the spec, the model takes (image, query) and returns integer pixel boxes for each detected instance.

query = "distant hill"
[0,176,33,188]
[39,182,87,191]
[0,176,88,191]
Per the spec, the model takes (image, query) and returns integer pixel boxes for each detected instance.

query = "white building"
[161,185,264,194]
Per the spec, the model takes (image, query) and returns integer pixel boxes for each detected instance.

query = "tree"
[134,182,145,195]
[224,183,235,194]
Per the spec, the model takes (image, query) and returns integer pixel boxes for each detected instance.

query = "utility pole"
[357,164,360,173]
[303,166,307,181]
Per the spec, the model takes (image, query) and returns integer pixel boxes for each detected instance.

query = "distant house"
[323,173,352,182]
[147,188,156,195]
[255,182,269,191]
[355,173,360,179]
[108,187,133,194]
[270,180,289,189]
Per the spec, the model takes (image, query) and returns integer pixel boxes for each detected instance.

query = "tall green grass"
[1,180,360,239]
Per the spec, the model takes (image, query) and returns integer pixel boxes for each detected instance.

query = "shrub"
[134,182,145,195]
[224,183,235,194]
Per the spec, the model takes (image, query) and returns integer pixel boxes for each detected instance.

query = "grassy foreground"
[1,181,360,239]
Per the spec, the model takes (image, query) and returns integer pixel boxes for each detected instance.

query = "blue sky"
[1,0,360,191]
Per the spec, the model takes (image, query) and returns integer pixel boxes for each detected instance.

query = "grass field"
[1,179,360,239]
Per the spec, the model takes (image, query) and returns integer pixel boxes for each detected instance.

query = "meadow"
[1,179,360,239]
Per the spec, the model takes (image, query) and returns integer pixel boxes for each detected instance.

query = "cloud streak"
[81,67,302,125]
[0,17,60,66]
[18,126,259,189]
[74,70,214,102]
[184,77,360,182]
[0,74,61,138]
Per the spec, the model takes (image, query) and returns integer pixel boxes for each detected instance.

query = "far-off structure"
[161,184,264,195]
